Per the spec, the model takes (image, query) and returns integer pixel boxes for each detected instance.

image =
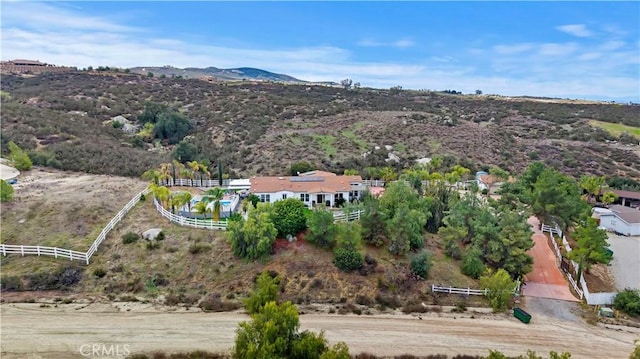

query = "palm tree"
[601,191,618,206]
[199,163,210,187]
[141,168,161,185]
[193,200,210,219]
[158,162,173,186]
[187,160,200,185]
[202,187,225,221]
[150,184,171,209]
[172,191,193,213]
[580,175,605,204]
[171,160,186,184]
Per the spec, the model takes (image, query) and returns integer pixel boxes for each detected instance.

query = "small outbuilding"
[598,205,640,236]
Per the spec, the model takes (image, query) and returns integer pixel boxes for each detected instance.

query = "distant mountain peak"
[128,65,303,83]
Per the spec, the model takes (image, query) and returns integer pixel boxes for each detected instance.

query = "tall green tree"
[228,204,277,261]
[360,194,386,247]
[568,218,613,282]
[424,181,455,233]
[272,198,308,238]
[8,141,32,171]
[289,161,314,176]
[333,222,363,272]
[137,101,166,124]
[532,168,588,235]
[306,208,338,249]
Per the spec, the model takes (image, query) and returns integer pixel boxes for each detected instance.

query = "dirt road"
[1,303,637,359]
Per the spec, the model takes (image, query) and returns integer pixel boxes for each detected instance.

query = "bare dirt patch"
[0,167,147,251]
[1,303,637,359]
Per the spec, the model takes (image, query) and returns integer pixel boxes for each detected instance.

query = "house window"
[299,193,309,202]
[260,194,271,203]
[282,194,287,200]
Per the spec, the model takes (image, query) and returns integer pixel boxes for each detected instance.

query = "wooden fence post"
[54,247,57,258]
[21,245,24,256]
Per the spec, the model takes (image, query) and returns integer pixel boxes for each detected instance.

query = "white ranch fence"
[432,284,487,296]
[1,189,149,265]
[541,223,617,305]
[333,210,364,223]
[154,198,228,230]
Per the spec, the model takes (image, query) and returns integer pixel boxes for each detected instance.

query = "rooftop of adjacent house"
[609,189,640,201]
[607,205,640,224]
[250,171,362,194]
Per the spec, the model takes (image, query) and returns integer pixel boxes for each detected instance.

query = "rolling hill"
[1,70,639,181]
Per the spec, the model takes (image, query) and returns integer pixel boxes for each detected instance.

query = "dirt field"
[1,167,148,252]
[1,303,637,359]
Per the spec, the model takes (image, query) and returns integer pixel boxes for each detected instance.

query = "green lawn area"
[589,120,640,139]
[312,134,337,157]
[340,130,368,150]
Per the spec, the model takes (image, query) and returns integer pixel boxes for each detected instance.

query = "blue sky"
[2,1,639,101]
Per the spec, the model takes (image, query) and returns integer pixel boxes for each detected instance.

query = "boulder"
[143,228,163,241]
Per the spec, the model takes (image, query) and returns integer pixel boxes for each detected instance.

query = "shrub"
[614,289,640,316]
[333,248,363,272]
[8,141,32,171]
[461,247,485,279]
[189,243,212,255]
[1,276,23,291]
[409,250,430,279]
[146,241,161,250]
[244,271,279,314]
[272,198,308,237]
[480,269,515,312]
[156,231,166,241]
[93,268,107,278]
[199,293,241,312]
[306,208,338,249]
[1,179,14,202]
[401,303,428,314]
[122,232,139,244]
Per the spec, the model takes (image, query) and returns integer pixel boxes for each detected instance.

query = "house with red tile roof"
[250,170,364,207]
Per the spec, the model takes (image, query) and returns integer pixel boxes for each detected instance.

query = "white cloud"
[556,24,594,37]
[357,37,415,48]
[538,42,579,56]
[493,43,533,55]
[0,2,637,102]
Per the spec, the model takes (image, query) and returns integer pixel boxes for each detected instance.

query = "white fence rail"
[159,178,231,188]
[432,284,487,296]
[1,244,87,261]
[1,189,148,264]
[154,198,228,230]
[542,223,617,305]
[333,210,364,223]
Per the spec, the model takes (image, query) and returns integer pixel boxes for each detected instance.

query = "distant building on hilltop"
[0,59,75,75]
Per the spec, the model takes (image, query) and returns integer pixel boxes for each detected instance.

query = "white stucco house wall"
[598,205,640,236]
[250,170,364,208]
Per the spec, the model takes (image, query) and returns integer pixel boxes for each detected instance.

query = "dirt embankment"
[1,302,638,359]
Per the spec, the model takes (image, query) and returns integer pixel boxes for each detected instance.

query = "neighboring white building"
[598,205,640,236]
[250,170,364,208]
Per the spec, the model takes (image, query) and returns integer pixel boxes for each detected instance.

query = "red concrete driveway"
[523,217,579,302]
